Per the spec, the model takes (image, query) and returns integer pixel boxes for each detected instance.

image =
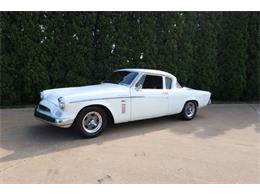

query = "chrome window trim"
[132,73,164,90]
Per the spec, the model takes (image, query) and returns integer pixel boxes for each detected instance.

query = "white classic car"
[35,69,211,138]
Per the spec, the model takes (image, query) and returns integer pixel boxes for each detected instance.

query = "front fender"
[65,98,131,124]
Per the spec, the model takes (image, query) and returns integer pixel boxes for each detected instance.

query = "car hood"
[41,83,130,104]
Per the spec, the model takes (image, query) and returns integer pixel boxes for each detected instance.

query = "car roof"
[116,68,176,79]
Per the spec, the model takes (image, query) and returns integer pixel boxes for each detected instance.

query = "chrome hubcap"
[185,102,195,118]
[82,111,102,133]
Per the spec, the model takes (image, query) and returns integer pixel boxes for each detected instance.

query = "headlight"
[40,92,44,99]
[58,97,65,109]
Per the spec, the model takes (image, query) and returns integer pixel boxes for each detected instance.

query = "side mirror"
[135,84,142,91]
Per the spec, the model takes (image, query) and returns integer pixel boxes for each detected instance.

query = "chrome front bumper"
[34,107,74,128]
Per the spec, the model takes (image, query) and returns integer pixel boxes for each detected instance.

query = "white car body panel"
[130,88,169,120]
[35,69,211,127]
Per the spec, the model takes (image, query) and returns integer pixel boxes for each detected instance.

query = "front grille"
[34,109,56,123]
[38,104,50,112]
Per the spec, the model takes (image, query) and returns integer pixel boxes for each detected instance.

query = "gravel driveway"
[0,104,259,183]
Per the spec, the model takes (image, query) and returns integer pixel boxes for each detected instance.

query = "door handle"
[161,92,168,95]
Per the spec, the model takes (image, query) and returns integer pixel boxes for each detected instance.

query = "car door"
[130,74,169,120]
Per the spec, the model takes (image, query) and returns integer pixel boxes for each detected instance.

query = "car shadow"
[0,104,259,163]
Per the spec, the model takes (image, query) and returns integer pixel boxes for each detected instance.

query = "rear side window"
[141,75,163,89]
[166,77,172,89]
[176,81,182,88]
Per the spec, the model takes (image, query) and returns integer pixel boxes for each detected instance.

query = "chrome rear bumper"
[34,107,74,128]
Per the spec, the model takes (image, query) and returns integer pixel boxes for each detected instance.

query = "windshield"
[103,71,138,86]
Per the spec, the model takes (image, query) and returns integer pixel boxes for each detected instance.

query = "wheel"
[73,106,107,138]
[180,101,197,120]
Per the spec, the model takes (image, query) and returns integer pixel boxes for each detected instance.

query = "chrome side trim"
[69,96,145,104]
[131,96,145,98]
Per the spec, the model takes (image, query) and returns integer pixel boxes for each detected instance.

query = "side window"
[176,80,182,88]
[142,75,163,89]
[165,77,172,89]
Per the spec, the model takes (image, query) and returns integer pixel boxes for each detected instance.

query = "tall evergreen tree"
[1,12,49,105]
[244,12,259,101]
[154,12,178,75]
[39,12,68,88]
[193,13,218,94]
[217,12,249,100]
[1,12,19,104]
[137,12,157,69]
[124,12,157,69]
[109,12,131,69]
[176,12,196,86]
[91,12,118,81]
[0,12,259,106]
[62,12,95,86]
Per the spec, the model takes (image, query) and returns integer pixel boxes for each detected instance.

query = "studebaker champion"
[35,69,211,138]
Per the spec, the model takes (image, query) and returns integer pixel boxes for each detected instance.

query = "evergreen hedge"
[0,12,259,106]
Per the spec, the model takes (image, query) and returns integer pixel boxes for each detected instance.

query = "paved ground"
[0,104,259,183]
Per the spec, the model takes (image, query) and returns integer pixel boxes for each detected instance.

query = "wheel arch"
[76,104,115,125]
[191,100,199,107]
[183,99,199,108]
